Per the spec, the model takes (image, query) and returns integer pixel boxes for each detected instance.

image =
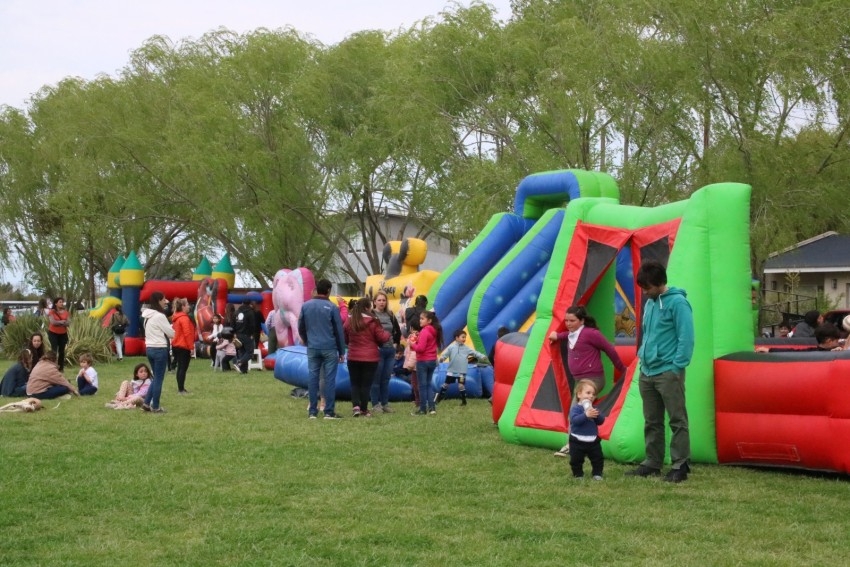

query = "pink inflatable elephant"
[272,268,315,348]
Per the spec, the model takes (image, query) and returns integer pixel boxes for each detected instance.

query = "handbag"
[111,323,126,334]
[403,345,417,371]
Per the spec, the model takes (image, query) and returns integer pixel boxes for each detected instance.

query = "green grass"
[1,360,848,566]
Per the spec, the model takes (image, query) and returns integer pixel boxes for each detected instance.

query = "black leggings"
[48,332,68,371]
[173,347,192,391]
[347,360,378,411]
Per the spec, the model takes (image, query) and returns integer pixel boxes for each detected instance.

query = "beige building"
[334,211,458,296]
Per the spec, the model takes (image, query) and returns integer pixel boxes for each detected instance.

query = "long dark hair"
[349,297,374,333]
[28,332,46,364]
[566,305,597,329]
[420,310,444,347]
[149,291,166,313]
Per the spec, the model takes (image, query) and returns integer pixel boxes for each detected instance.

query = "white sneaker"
[554,445,570,457]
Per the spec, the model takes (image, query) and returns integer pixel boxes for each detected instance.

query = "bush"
[0,314,46,360]
[66,314,114,365]
[1,313,114,365]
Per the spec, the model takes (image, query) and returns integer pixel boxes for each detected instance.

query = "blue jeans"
[144,347,169,410]
[307,348,339,416]
[416,360,437,412]
[30,385,70,399]
[371,346,396,407]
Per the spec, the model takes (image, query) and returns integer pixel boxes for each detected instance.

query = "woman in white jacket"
[141,291,174,413]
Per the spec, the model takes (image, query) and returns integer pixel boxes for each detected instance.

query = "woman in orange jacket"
[171,298,196,395]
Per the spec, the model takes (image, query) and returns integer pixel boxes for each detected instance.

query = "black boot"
[460,390,467,406]
[434,389,446,404]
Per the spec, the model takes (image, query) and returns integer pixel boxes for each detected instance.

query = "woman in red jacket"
[47,297,71,371]
[170,298,196,395]
[344,297,391,417]
[410,310,443,415]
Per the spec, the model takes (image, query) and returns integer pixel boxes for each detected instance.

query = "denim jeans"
[307,348,339,416]
[30,384,70,399]
[236,334,255,373]
[416,360,437,412]
[144,346,169,410]
[371,346,396,407]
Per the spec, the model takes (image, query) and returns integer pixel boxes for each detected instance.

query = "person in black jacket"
[233,300,256,374]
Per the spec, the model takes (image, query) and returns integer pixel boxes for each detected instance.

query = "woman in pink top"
[410,310,443,415]
[548,305,626,457]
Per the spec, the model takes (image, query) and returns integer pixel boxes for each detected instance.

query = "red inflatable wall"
[715,351,850,474]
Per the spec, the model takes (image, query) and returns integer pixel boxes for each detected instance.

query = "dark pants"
[568,435,604,478]
[235,334,255,373]
[48,332,68,371]
[30,385,70,399]
[76,376,98,396]
[173,347,191,391]
[639,370,690,470]
[348,360,378,412]
[221,355,235,371]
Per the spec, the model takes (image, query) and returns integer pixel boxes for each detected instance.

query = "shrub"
[0,313,114,365]
[0,314,47,360]
[66,314,114,365]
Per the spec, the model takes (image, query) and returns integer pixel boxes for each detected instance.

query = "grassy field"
[1,359,848,566]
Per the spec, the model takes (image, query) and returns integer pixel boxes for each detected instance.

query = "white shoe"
[554,445,570,457]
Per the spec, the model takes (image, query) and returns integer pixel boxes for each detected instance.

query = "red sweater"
[344,316,391,362]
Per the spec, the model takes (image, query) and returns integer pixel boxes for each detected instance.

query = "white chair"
[247,349,264,371]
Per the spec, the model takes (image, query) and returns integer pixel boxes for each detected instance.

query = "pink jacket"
[411,325,438,362]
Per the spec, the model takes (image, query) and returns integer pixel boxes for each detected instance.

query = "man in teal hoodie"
[627,260,695,483]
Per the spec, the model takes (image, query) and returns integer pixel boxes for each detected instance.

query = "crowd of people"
[4,269,849,485]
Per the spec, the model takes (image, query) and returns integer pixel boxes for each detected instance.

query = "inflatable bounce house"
[429,170,636,363]
[90,252,291,360]
[364,238,441,324]
[271,237,482,401]
[483,169,850,475]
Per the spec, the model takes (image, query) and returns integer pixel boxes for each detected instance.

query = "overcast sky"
[0,0,512,109]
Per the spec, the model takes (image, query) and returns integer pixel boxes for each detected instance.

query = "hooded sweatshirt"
[171,310,195,351]
[141,308,175,348]
[637,287,695,376]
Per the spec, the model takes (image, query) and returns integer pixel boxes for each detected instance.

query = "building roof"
[763,232,850,273]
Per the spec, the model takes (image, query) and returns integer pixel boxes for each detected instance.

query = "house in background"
[763,232,850,311]
[334,210,458,297]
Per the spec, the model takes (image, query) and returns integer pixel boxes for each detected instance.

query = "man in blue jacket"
[298,279,346,420]
[627,261,695,483]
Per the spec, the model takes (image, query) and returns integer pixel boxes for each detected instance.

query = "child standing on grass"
[410,310,443,415]
[436,329,489,406]
[568,379,606,480]
[76,353,99,396]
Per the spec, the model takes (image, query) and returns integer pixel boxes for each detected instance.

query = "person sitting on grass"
[76,353,99,396]
[1,349,33,398]
[26,351,79,400]
[106,363,153,409]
